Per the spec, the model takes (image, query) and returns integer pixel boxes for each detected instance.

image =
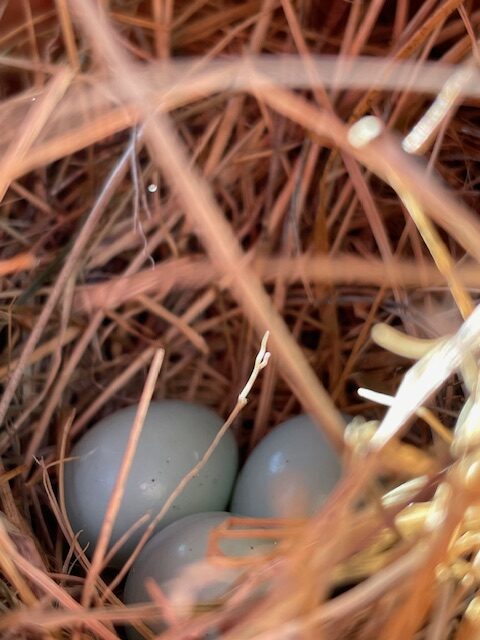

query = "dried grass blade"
[0,66,73,201]
[69,0,346,453]
[0,128,134,430]
[81,348,165,607]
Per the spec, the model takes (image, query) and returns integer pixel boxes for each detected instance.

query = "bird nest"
[1,0,480,638]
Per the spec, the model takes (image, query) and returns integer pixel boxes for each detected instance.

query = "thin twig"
[81,348,165,607]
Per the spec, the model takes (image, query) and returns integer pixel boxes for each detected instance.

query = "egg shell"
[231,413,342,518]
[64,401,238,566]
[124,511,274,639]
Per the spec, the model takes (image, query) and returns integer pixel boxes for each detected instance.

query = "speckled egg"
[64,401,238,565]
[124,511,275,638]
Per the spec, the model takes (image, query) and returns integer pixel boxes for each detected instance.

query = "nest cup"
[0,1,479,639]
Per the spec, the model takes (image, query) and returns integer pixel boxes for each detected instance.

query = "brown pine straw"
[71,254,480,315]
[81,348,165,607]
[0,252,37,277]
[71,0,345,454]
[3,55,480,180]
[2,0,480,638]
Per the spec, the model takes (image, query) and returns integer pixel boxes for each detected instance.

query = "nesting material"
[1,1,480,639]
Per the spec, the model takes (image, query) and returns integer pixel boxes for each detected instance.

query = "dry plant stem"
[19,0,41,86]
[102,333,270,601]
[23,311,104,469]
[370,302,480,450]
[456,583,480,640]
[403,64,475,154]
[0,130,136,432]
[396,0,438,49]
[145,578,179,627]
[379,486,468,638]
[253,84,480,264]
[234,544,425,640]
[352,128,480,267]
[158,601,252,640]
[223,462,390,639]
[11,179,55,215]
[137,294,209,354]
[0,465,22,537]
[0,66,73,200]
[340,153,399,300]
[349,0,386,57]
[397,189,474,319]
[74,253,480,314]
[0,54,60,74]
[202,0,276,176]
[393,0,408,42]
[47,422,82,551]
[358,388,453,445]
[70,0,346,453]
[388,25,441,131]
[162,288,217,350]
[0,602,161,633]
[53,418,129,614]
[26,189,170,468]
[280,0,331,109]
[0,252,37,276]
[331,287,385,403]
[336,0,361,63]
[458,5,480,58]
[69,345,157,438]
[0,327,78,452]
[425,577,456,640]
[0,522,118,640]
[81,348,165,608]
[252,288,284,447]
[10,288,74,461]
[347,0,464,122]
[371,323,443,359]
[102,513,151,569]
[0,521,38,607]
[0,465,28,483]
[9,56,480,179]
[152,0,172,59]
[170,0,260,45]
[292,0,454,211]
[0,325,80,383]
[54,0,80,68]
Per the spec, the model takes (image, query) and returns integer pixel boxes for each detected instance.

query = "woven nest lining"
[1,1,480,639]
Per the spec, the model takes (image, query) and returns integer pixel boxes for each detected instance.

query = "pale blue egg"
[124,511,275,639]
[231,414,343,518]
[64,401,238,566]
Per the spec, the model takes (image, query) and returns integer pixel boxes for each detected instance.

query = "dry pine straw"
[1,0,480,638]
